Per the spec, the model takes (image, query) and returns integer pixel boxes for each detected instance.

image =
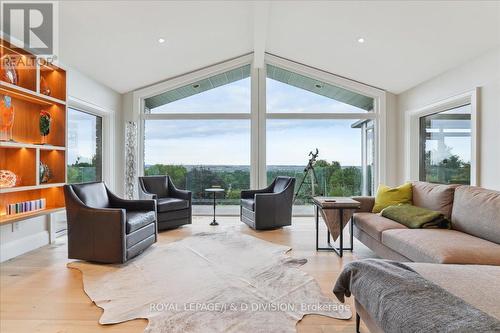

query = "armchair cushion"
[71,182,110,208]
[241,198,255,211]
[126,211,156,233]
[157,198,189,212]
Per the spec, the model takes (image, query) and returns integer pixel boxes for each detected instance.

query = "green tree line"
[145,160,363,205]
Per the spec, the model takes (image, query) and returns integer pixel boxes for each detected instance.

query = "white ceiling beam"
[252,1,270,69]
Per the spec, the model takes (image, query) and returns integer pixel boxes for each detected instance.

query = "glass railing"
[145,163,363,209]
[67,166,99,184]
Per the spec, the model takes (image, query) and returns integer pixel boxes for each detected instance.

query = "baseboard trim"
[0,231,50,262]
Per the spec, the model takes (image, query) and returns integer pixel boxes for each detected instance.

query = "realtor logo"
[2,1,55,55]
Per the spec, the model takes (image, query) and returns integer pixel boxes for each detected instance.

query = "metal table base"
[315,205,354,257]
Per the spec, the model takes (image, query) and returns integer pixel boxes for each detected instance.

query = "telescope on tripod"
[293,148,323,203]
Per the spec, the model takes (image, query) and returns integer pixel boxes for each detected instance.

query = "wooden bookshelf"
[0,38,67,224]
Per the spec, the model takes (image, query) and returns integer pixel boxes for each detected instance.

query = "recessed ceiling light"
[357,37,365,43]
[158,38,165,44]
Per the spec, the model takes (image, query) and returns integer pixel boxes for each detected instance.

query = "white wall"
[384,92,399,187]
[1,68,123,262]
[397,46,500,190]
[67,67,123,192]
[67,68,122,113]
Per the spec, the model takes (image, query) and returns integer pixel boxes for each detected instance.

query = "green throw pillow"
[372,183,413,213]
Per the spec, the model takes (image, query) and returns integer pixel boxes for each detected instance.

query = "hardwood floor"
[0,216,376,333]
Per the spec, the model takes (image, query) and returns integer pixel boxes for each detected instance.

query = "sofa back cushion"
[411,181,457,218]
[71,182,110,209]
[451,186,500,244]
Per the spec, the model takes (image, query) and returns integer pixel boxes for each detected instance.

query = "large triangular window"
[144,65,251,114]
[266,64,373,113]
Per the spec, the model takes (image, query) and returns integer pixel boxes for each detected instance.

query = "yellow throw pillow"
[372,183,413,213]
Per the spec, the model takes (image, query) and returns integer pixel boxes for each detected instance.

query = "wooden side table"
[312,197,361,257]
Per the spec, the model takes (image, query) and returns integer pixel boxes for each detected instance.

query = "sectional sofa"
[352,181,500,265]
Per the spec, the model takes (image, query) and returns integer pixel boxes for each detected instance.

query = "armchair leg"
[356,313,360,333]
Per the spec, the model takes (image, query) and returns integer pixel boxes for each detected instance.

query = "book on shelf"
[6,198,46,215]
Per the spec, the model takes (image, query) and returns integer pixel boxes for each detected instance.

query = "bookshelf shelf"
[0,207,65,225]
[0,81,66,106]
[0,38,67,224]
[0,141,65,150]
[0,183,66,194]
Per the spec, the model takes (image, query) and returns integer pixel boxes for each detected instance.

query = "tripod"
[293,149,323,203]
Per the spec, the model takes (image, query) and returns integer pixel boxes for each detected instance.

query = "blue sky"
[145,78,365,166]
[67,108,99,164]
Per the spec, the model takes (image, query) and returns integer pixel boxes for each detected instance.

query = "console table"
[312,197,361,257]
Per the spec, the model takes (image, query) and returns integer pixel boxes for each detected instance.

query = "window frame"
[67,97,113,186]
[134,53,388,200]
[405,88,479,185]
[261,54,386,190]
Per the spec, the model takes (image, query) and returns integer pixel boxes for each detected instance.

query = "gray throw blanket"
[333,259,500,333]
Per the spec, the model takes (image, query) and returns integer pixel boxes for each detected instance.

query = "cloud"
[152,78,250,114]
[144,76,365,166]
[266,79,367,114]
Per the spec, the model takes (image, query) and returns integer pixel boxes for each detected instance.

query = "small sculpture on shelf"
[1,55,18,85]
[0,95,15,141]
[39,109,52,144]
[39,162,52,183]
[0,170,17,188]
[40,76,51,96]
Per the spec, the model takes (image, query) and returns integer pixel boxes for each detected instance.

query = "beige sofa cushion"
[451,186,500,244]
[411,181,457,218]
[353,213,407,241]
[381,229,500,265]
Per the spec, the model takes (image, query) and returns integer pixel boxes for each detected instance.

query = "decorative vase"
[1,55,18,85]
[39,110,51,144]
[40,76,51,96]
[0,95,15,141]
[39,162,51,183]
[0,170,17,188]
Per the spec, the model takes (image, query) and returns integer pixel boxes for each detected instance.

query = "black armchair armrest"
[107,188,156,211]
[241,188,270,199]
[254,192,279,206]
[168,177,192,202]
[240,183,274,199]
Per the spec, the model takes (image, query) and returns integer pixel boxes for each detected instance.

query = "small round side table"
[205,188,225,226]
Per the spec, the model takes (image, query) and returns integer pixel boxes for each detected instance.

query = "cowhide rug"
[68,231,351,333]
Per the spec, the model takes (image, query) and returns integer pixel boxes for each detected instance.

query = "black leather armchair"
[64,182,157,264]
[240,176,296,230]
[138,176,192,230]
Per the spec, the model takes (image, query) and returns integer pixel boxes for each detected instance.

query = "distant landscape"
[144,160,365,205]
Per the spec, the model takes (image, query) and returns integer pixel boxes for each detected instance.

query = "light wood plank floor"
[0,216,377,333]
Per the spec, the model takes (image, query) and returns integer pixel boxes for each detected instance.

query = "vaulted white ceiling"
[58,1,500,94]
